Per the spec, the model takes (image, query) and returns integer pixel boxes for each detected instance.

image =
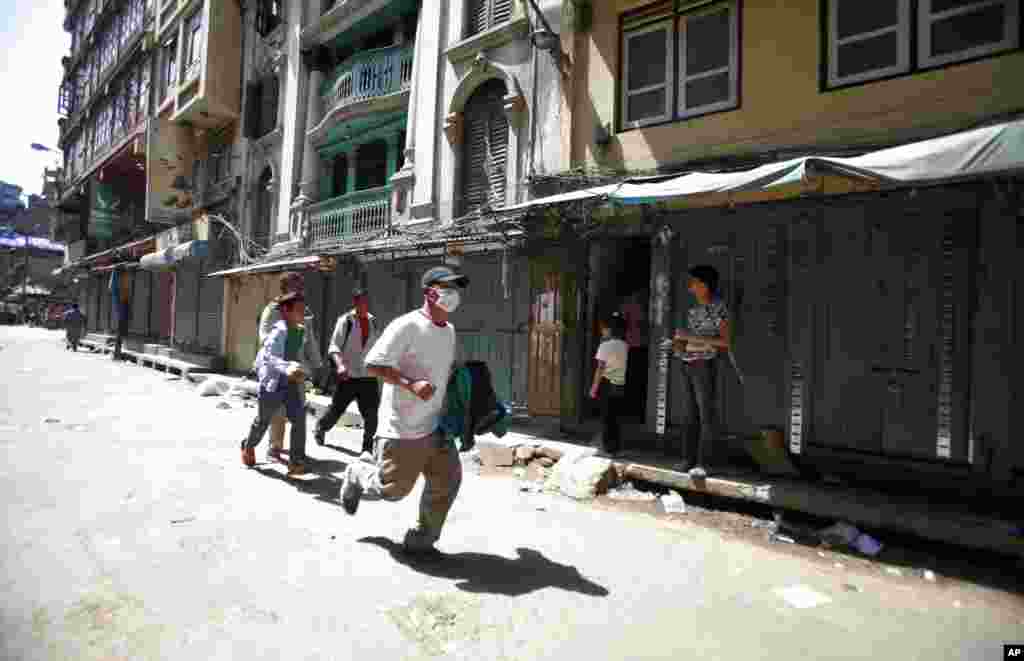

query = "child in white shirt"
[590,313,629,455]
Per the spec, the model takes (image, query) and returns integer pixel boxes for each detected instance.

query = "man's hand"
[336,364,349,381]
[409,380,435,401]
[286,363,306,383]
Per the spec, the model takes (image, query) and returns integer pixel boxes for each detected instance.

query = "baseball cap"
[352,286,368,298]
[422,265,469,289]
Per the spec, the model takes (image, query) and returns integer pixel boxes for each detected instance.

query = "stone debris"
[659,491,687,514]
[197,379,230,397]
[216,401,232,410]
[514,445,536,464]
[546,453,614,500]
[477,441,515,468]
[42,417,60,424]
[607,481,658,502]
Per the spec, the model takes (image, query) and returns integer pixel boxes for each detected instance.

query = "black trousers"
[317,377,380,453]
[597,379,626,454]
[680,358,718,466]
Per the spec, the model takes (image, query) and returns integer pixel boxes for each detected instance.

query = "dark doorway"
[585,238,652,422]
[355,140,388,190]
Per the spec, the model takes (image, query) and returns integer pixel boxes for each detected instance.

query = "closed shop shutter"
[174,262,199,347]
[461,79,509,216]
[196,259,223,353]
[130,270,151,335]
[99,274,112,333]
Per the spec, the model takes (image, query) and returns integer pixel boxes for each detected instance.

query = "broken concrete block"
[477,442,515,468]
[526,462,550,483]
[514,446,536,464]
[550,456,616,500]
[197,379,230,397]
[536,445,565,462]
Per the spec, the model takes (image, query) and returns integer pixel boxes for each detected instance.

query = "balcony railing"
[308,186,392,250]
[322,44,414,113]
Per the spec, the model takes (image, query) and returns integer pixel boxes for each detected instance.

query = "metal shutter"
[196,260,223,353]
[174,262,199,347]
[130,270,150,335]
[461,79,509,215]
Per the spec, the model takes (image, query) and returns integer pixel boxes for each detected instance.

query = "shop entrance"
[585,238,652,422]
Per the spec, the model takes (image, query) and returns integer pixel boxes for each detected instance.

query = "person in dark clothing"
[63,303,86,351]
[314,287,382,462]
[590,313,629,456]
[672,265,731,479]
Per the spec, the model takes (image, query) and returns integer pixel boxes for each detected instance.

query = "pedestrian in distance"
[241,291,315,478]
[258,272,322,462]
[338,265,469,556]
[62,303,85,352]
[590,313,629,457]
[672,264,731,479]
[314,286,381,462]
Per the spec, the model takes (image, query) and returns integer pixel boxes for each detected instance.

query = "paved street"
[1,326,1021,661]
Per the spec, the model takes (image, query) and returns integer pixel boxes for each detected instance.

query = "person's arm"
[326,316,349,375]
[590,342,609,399]
[258,304,278,343]
[364,318,434,401]
[590,362,606,399]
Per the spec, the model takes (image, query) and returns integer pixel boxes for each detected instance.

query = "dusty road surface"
[1,326,1021,661]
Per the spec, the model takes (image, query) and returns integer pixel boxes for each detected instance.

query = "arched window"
[460,79,509,215]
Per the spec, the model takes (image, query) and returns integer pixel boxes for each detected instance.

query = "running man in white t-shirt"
[590,313,629,456]
[339,265,469,555]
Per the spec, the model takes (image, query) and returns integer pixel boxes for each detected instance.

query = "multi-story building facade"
[55,0,243,360]
[515,0,1024,490]
[214,0,569,406]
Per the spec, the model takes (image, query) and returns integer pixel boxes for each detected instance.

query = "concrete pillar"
[298,67,324,202]
[275,0,307,239]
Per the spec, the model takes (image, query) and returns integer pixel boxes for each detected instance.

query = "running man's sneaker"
[286,461,308,477]
[241,447,256,468]
[340,464,363,515]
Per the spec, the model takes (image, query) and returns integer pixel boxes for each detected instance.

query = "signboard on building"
[147,118,196,226]
[90,183,120,241]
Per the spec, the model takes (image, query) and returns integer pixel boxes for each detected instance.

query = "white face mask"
[434,287,461,313]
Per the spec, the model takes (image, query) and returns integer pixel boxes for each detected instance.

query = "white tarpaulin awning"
[507,117,1024,210]
[206,254,321,278]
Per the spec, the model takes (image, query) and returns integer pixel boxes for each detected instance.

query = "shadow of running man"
[359,536,610,598]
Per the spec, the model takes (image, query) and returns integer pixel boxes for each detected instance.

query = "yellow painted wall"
[573,0,1024,171]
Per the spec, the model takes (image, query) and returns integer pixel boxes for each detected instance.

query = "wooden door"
[528,260,563,417]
